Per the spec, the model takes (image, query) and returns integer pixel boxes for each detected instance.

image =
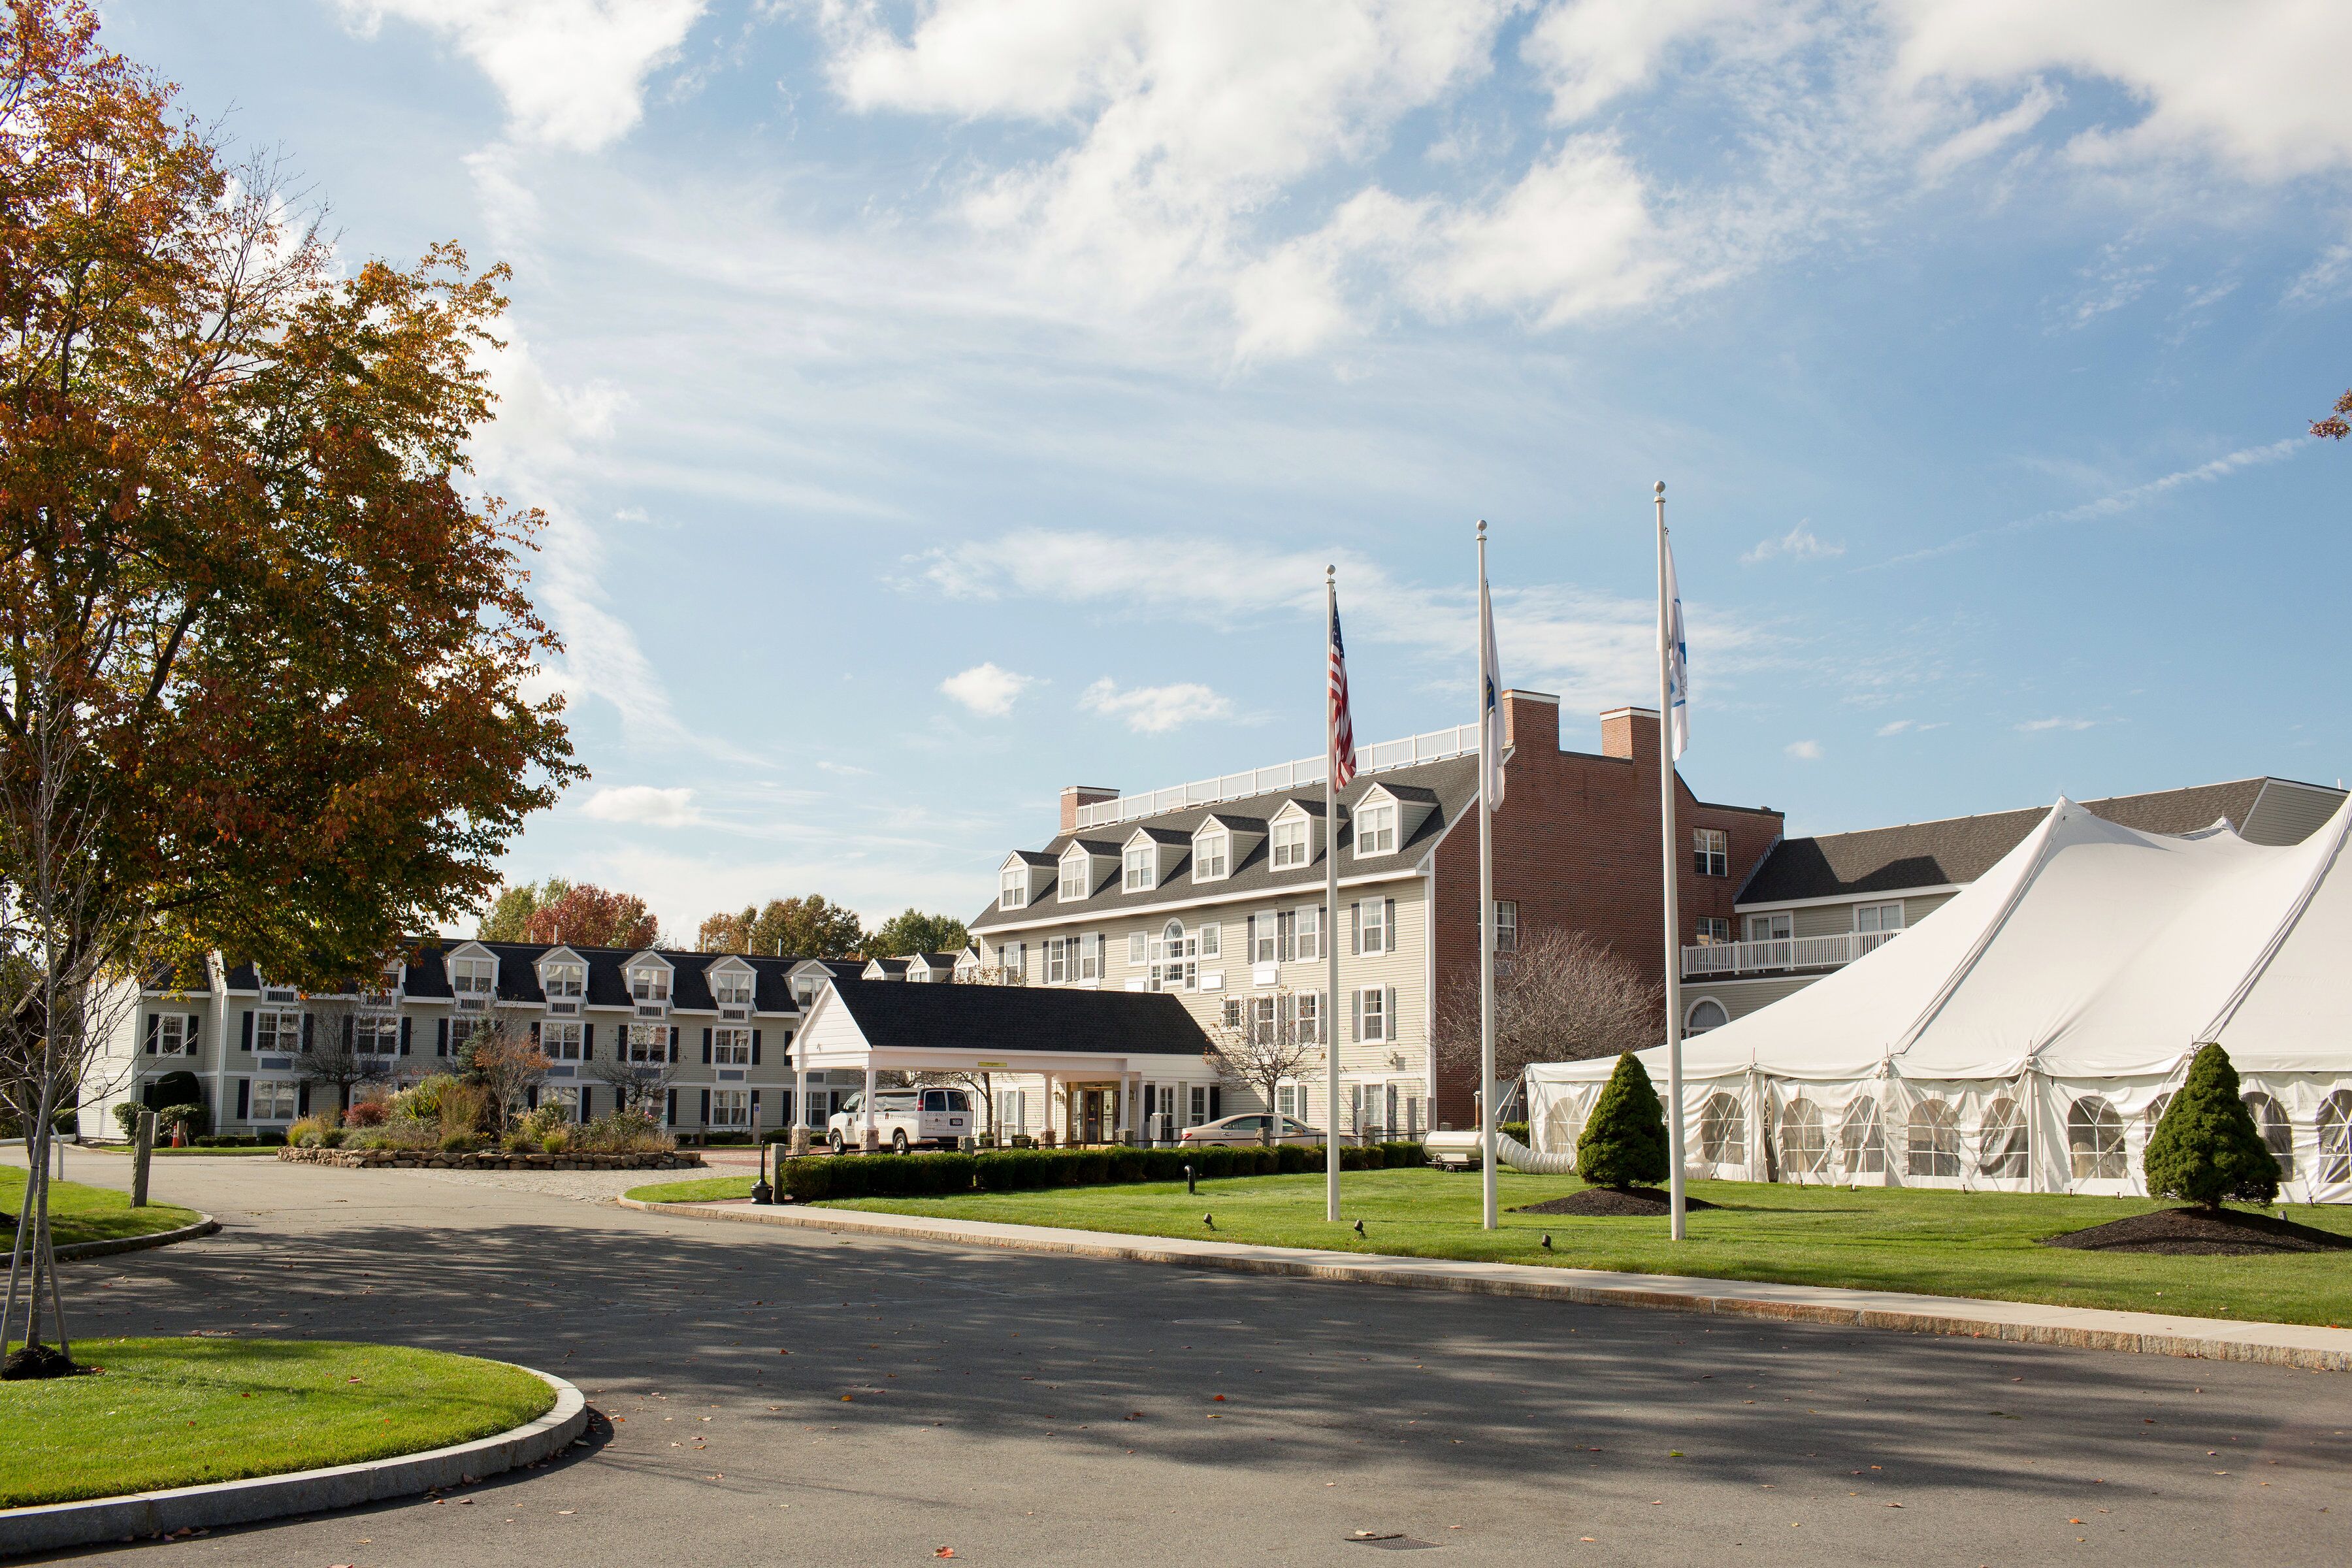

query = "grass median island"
[0,1169,199,1249]
[628,1174,756,1204]
[0,1338,555,1508]
[815,1167,2352,1328]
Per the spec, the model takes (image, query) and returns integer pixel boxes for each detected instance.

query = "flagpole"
[1477,521,1499,1231]
[1325,565,1344,1224]
[1656,481,1688,1242]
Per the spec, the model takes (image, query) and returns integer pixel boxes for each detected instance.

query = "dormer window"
[1000,867,1027,910]
[628,964,670,1002]
[1194,829,1228,881]
[541,960,585,1000]
[1059,849,1088,901]
[1271,817,1309,870]
[713,972,753,1006]
[1356,801,1396,857]
[1123,843,1154,892]
[451,956,497,997]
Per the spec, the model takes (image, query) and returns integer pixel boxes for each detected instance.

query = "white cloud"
[580,784,703,826]
[2016,715,2100,732]
[939,662,1037,717]
[338,0,706,152]
[1742,521,1844,564]
[1079,677,1235,734]
[1915,78,2059,182]
[1784,738,1823,760]
[1522,0,1750,125]
[1874,718,1947,737]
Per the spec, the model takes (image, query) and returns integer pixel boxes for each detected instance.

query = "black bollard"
[1184,1163,1196,1196]
[749,1141,775,1205]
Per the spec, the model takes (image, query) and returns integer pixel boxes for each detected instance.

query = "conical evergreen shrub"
[1576,1053,1669,1190]
[2144,1043,2279,1209]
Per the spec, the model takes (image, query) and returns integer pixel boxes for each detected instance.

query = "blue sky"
[109,1,2352,938]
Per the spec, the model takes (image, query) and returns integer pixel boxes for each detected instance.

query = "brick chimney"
[1598,706,1659,761]
[1500,689,1560,755]
[1060,785,1119,834]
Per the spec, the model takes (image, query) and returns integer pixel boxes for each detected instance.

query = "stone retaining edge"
[0,1367,587,1558]
[48,1214,221,1263]
[619,1198,2352,1375]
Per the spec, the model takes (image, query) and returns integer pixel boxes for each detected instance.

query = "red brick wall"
[1428,696,1780,1126]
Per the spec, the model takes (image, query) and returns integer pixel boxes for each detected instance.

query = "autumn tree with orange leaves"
[0,1,578,1363]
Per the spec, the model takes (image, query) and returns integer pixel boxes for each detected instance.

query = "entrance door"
[1081,1088,1107,1144]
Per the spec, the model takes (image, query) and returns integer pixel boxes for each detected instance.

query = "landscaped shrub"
[1377,1141,1428,1168]
[1577,1053,1669,1190]
[390,1074,461,1122]
[438,1130,481,1152]
[112,1102,146,1140]
[1499,1121,1531,1145]
[2146,1043,2280,1209]
[782,1157,834,1201]
[706,1131,754,1146]
[570,1109,674,1155]
[155,1102,210,1139]
[344,1098,391,1129]
[1275,1143,1313,1174]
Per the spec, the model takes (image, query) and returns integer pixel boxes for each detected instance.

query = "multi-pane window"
[1693,916,1731,945]
[542,961,585,999]
[1248,996,1278,1041]
[1358,898,1390,956]
[1855,903,1904,951]
[713,1027,752,1066]
[627,1024,666,1063]
[1294,906,1322,962]
[995,941,1026,979]
[1275,909,1297,962]
[250,1079,299,1120]
[1292,992,1321,1045]
[1000,869,1026,909]
[155,1015,189,1054]
[1190,1086,1209,1124]
[1128,932,1149,964]
[1494,900,1518,955]
[451,956,497,997]
[540,1085,581,1122]
[1124,844,1154,891]
[1355,802,1396,855]
[1079,934,1102,982]
[1355,987,1388,1043]
[253,1010,299,1054]
[713,972,753,1006]
[1250,914,1277,965]
[1746,911,1791,941]
[1047,938,1070,984]
[1271,818,1309,869]
[1693,828,1729,877]
[353,1016,400,1056]
[710,1089,750,1128]
[1194,831,1228,879]
[544,1022,584,1062]
[1059,852,1088,900]
[1221,998,1243,1029]
[628,966,670,1003]
[1197,923,1218,958]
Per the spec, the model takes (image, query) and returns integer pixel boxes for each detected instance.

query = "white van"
[826,1087,973,1154]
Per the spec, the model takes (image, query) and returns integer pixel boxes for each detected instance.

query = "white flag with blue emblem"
[1661,529,1690,759]
[1480,566,1505,808]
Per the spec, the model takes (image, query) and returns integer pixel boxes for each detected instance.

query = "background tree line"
[476,879,968,960]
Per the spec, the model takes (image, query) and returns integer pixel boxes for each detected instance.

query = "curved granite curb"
[48,1214,221,1264]
[619,1196,2352,1375]
[0,1367,586,1558]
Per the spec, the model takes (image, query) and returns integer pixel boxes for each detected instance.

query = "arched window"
[1779,1098,1827,1176]
[1164,919,1186,943]
[2242,1091,2296,1180]
[1840,1098,1884,1176]
[1906,1099,1959,1177]
[1979,1096,2028,1179]
[1699,1092,1745,1164]
[2317,1091,2352,1186]
[1543,1100,1584,1162]
[1686,998,1729,1035]
[2066,1096,2126,1179]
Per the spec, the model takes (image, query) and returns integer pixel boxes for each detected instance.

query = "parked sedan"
[1177,1113,1322,1147]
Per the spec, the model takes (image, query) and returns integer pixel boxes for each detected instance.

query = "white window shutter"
[1384,985,1397,1043]
[1347,989,1358,1043]
[1384,899,1396,955]
[1350,901,1361,956]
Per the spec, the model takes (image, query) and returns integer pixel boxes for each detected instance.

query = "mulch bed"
[1510,1186,1718,1218]
[2044,1205,2352,1256]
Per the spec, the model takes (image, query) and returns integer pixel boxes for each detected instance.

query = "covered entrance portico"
[792,979,1218,1151]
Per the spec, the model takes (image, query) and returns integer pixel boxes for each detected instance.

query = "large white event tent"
[1524,796,2352,1203]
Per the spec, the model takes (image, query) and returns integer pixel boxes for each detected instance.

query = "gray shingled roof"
[1739,779,2278,905]
[972,754,1479,931]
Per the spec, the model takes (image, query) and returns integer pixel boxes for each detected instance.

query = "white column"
[1043,1072,1058,1146]
[1124,1072,1140,1143]
[792,1064,810,1154]
[860,1063,878,1151]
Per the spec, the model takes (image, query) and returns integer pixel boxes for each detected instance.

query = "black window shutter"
[341,1015,353,1048]
[297,1083,311,1115]
[668,1026,679,1064]
[751,1030,761,1066]
[527,1085,538,1111]
[531,1022,542,1045]
[700,1088,710,1125]
[399,1017,412,1056]
[1143,1083,1156,1116]
[1385,898,1396,953]
[236,1079,250,1119]
[1209,1085,1222,1120]
[751,1089,761,1126]
[1350,901,1361,955]
[144,1015,159,1054]
[241,1011,254,1051]
[702,1028,713,1065]
[581,1023,593,1061]
[578,1087,592,1120]
[188,1015,201,1051]
[303,1013,314,1051]
[436,1018,449,1057]
[665,1087,677,1126]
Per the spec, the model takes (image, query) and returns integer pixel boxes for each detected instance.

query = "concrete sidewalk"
[623,1196,2352,1374]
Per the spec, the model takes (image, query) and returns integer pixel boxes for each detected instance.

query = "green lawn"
[628,1174,759,1204]
[0,1338,555,1507]
[781,1168,2352,1328]
[0,1169,201,1249]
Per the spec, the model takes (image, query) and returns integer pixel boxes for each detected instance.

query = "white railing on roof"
[1680,928,1900,980]
[1073,723,1482,830]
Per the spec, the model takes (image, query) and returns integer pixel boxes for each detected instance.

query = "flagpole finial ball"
[1654,480,1665,497]
[1477,518,1487,536]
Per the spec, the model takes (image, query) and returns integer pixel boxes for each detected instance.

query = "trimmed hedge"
[781,1140,1433,1200]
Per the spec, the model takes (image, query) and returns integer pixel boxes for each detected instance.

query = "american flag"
[1328,595,1357,788]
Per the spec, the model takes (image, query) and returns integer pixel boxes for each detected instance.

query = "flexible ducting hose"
[1493,1130,1577,1175]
